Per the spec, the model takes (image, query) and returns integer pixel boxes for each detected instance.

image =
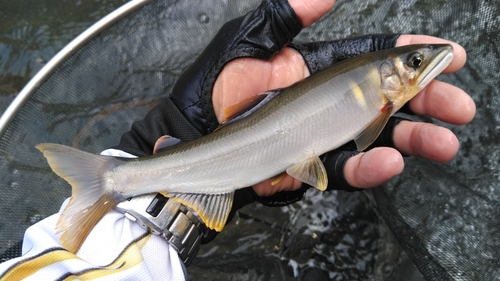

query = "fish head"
[379,44,454,112]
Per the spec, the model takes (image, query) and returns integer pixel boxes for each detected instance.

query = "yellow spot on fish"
[349,81,367,109]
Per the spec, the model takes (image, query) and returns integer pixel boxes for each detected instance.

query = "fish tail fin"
[36,143,123,253]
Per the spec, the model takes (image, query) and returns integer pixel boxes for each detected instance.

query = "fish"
[36,44,453,253]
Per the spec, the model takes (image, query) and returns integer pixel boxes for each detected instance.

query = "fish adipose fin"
[36,143,123,253]
[286,156,328,191]
[354,101,394,151]
[153,135,183,154]
[216,89,281,130]
[163,191,234,232]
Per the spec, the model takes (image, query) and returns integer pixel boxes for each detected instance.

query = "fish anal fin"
[166,192,234,232]
[216,89,281,131]
[354,101,394,151]
[286,156,328,191]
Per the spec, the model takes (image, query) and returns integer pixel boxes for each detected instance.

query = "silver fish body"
[116,64,386,194]
[36,44,454,253]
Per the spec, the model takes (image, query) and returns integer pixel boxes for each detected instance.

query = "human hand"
[211,0,475,195]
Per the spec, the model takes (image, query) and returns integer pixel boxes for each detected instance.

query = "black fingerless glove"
[170,0,302,135]
[113,0,405,241]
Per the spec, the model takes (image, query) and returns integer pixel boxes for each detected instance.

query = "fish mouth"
[416,45,454,88]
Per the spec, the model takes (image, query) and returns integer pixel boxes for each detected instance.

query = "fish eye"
[407,53,424,68]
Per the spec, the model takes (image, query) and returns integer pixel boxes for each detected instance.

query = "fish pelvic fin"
[36,143,123,253]
[271,172,287,186]
[286,155,328,191]
[162,191,234,232]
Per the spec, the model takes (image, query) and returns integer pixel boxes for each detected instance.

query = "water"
[0,0,129,114]
[0,0,128,259]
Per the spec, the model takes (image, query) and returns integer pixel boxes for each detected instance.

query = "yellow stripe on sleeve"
[64,233,151,280]
[0,233,152,281]
[0,248,76,280]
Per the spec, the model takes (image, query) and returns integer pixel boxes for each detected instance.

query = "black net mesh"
[0,0,498,280]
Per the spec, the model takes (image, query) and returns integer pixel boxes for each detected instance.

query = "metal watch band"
[115,193,206,266]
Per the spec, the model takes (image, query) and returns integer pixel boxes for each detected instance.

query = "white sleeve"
[0,150,186,281]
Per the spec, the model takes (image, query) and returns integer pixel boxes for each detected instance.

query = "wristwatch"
[115,193,207,266]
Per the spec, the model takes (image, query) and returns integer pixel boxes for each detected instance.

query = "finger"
[409,80,476,125]
[393,120,459,163]
[396,35,466,73]
[288,0,336,27]
[253,147,405,192]
[343,147,404,189]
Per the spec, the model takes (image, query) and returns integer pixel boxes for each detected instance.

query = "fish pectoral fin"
[286,156,328,191]
[354,101,394,151]
[215,89,281,130]
[153,135,183,154]
[166,191,234,232]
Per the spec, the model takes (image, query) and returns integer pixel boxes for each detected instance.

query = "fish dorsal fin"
[216,89,281,130]
[354,101,394,151]
[162,191,234,232]
[286,156,328,191]
[153,135,183,154]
